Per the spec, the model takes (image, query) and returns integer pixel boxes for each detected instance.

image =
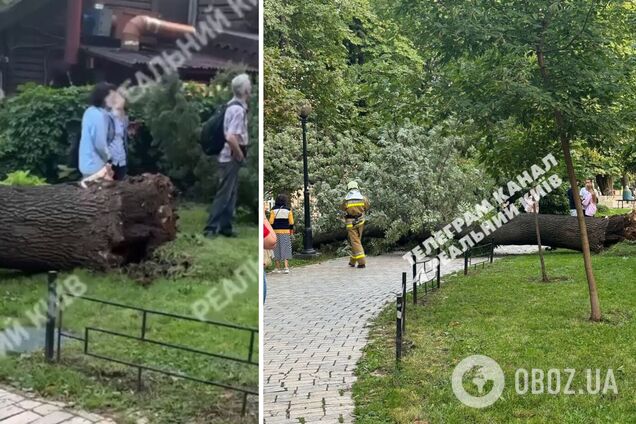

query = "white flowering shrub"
[358,119,491,248]
[265,118,491,252]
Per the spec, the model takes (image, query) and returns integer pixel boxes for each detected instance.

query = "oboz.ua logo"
[452,355,505,408]
[452,355,619,408]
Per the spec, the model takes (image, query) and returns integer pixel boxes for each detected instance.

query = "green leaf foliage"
[0,170,47,186]
[0,73,259,219]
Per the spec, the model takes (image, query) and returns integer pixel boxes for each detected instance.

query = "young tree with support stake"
[395,0,636,321]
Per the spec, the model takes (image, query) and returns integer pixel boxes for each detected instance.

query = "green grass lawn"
[597,207,633,217]
[0,204,258,423]
[353,244,636,423]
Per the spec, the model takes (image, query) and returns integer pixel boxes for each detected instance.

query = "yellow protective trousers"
[346,219,366,266]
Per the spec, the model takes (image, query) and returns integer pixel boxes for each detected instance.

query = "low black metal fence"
[44,272,258,415]
[396,243,496,363]
[463,241,495,275]
[395,255,443,362]
[411,253,441,305]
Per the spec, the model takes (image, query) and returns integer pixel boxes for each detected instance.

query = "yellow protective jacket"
[340,190,370,227]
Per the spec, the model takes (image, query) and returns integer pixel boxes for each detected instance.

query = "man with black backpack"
[203,73,252,238]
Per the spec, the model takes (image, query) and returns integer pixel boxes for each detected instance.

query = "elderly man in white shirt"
[204,74,252,238]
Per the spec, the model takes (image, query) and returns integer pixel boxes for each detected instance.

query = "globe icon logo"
[452,355,505,408]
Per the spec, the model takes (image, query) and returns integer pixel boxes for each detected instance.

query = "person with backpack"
[203,73,252,238]
[79,82,116,180]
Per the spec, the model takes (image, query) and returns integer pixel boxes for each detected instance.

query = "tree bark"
[596,175,613,196]
[0,174,177,272]
[558,116,602,321]
[488,213,634,252]
[312,213,636,254]
[532,206,549,282]
[535,16,602,321]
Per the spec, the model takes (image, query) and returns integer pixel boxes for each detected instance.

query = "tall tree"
[395,0,636,321]
[264,0,427,134]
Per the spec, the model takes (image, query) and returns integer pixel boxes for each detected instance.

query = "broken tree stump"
[0,174,177,272]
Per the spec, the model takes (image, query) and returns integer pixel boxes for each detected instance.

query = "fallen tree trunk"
[0,174,177,272]
[313,224,385,247]
[487,212,636,252]
[313,212,636,252]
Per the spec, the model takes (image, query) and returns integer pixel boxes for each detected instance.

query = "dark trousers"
[112,165,127,181]
[205,160,241,235]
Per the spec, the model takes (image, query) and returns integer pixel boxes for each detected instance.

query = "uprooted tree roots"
[0,174,177,272]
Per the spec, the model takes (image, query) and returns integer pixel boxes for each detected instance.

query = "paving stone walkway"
[0,387,115,424]
[263,252,459,423]
[263,247,537,423]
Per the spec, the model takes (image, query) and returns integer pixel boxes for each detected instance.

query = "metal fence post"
[248,331,256,364]
[490,240,495,263]
[423,262,428,294]
[412,253,417,282]
[412,254,418,304]
[242,393,248,416]
[413,279,417,305]
[401,272,407,334]
[56,295,63,362]
[436,257,441,289]
[464,249,469,275]
[45,271,58,362]
[137,310,148,391]
[396,294,402,363]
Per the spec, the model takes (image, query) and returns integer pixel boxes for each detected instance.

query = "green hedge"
[0,84,90,179]
[0,73,259,221]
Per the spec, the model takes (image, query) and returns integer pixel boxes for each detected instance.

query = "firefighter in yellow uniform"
[341,181,370,268]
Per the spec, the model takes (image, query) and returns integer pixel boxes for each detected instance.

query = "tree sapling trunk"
[532,203,549,282]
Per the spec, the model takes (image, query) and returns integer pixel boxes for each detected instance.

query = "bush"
[0,170,47,186]
[0,84,90,180]
[597,204,610,213]
[265,118,491,250]
[0,74,259,221]
[539,185,570,215]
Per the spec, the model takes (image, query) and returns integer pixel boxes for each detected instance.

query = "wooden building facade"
[0,0,258,94]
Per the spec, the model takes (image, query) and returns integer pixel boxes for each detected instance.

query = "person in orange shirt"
[269,194,294,274]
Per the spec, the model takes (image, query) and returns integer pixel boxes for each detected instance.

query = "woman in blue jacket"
[79,82,116,178]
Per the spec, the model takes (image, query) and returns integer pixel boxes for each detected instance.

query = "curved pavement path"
[263,247,537,423]
[263,252,460,423]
